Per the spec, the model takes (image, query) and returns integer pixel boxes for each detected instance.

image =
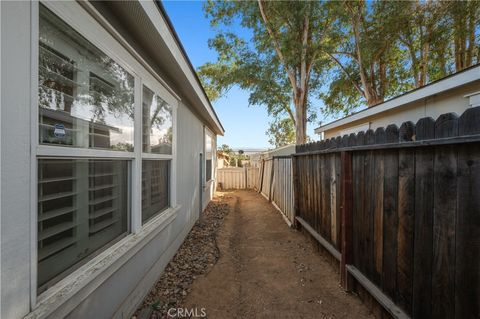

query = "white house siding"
[65,103,205,319]
[0,2,218,318]
[1,2,34,319]
[323,80,480,139]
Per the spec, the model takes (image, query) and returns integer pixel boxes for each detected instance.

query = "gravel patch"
[133,194,231,319]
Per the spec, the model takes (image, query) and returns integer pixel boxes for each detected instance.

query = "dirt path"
[183,190,373,319]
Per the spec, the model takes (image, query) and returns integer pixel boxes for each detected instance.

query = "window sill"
[26,205,182,319]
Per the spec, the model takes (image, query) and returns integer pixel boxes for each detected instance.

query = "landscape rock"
[133,195,231,319]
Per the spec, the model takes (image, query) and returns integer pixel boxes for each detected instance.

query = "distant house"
[1,1,224,319]
[315,65,480,139]
[232,148,268,157]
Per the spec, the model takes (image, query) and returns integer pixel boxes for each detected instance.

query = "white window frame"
[29,1,179,310]
[140,79,178,224]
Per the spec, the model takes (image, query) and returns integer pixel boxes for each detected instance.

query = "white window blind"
[37,159,128,291]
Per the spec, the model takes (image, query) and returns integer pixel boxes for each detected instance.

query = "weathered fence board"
[293,106,480,319]
[412,117,435,319]
[455,108,480,319]
[271,157,294,225]
[246,167,259,189]
[217,167,259,190]
[260,159,273,199]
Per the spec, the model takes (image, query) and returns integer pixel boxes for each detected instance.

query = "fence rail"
[293,107,480,319]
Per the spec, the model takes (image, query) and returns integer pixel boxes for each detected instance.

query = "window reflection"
[38,6,134,151]
[142,86,173,154]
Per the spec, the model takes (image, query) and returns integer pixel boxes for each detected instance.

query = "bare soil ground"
[183,190,373,319]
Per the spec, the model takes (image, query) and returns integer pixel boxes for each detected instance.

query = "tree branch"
[284,104,296,125]
[325,52,365,98]
[257,0,297,91]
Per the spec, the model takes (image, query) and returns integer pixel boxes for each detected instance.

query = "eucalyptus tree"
[322,0,408,114]
[199,0,334,145]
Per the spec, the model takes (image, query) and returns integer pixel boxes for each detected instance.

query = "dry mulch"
[133,194,231,319]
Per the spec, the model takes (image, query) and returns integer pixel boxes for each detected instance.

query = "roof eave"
[152,1,225,136]
[315,64,480,134]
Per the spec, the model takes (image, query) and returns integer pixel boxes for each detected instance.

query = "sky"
[163,1,320,150]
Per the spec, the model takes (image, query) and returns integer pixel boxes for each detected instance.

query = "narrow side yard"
[137,190,372,318]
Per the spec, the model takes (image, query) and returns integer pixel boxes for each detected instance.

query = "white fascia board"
[315,65,480,134]
[138,1,224,135]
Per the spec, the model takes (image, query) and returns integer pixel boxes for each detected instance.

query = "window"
[142,160,169,222]
[142,86,173,154]
[37,5,133,292]
[35,4,177,293]
[141,85,173,223]
[205,132,213,182]
[38,159,129,291]
[39,6,134,151]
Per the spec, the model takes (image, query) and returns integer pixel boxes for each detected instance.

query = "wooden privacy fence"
[294,107,480,319]
[259,159,273,198]
[271,157,295,225]
[255,157,295,225]
[216,167,259,190]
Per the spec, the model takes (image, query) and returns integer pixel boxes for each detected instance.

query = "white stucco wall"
[0,2,217,318]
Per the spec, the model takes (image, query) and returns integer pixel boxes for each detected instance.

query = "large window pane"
[142,86,173,154]
[142,160,170,223]
[37,159,129,291]
[38,5,134,151]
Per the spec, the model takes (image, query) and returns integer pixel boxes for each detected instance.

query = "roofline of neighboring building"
[262,143,295,154]
[154,1,225,135]
[314,64,480,134]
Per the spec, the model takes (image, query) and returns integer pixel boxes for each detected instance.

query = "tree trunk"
[294,92,307,145]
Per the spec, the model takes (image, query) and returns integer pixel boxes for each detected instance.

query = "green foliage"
[199,1,335,145]
[199,0,479,145]
[322,0,479,114]
[218,144,233,154]
[266,117,295,148]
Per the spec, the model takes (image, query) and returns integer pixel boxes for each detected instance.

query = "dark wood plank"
[354,132,366,274]
[396,122,415,315]
[373,128,386,285]
[341,151,353,290]
[455,107,480,319]
[330,153,338,246]
[412,117,435,319]
[335,152,342,249]
[364,130,376,280]
[306,156,313,227]
[432,113,458,319]
[323,154,332,241]
[313,154,320,235]
[383,125,399,299]
[292,156,299,228]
